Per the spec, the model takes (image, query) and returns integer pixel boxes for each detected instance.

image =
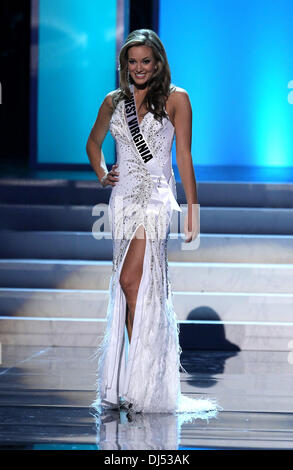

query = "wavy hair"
[112,29,176,124]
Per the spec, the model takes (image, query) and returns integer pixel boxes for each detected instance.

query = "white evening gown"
[91,95,221,417]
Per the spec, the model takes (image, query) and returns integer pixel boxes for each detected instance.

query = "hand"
[100,164,119,187]
[183,203,200,243]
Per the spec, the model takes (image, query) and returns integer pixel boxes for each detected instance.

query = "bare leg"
[125,303,133,342]
[119,225,146,343]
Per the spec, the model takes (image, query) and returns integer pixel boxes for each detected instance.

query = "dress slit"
[118,223,149,403]
[101,222,149,408]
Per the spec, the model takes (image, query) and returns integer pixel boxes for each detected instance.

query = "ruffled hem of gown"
[90,392,223,423]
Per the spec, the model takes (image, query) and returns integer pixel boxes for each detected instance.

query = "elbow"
[86,136,102,161]
[176,151,193,165]
[85,138,91,156]
[86,135,95,157]
[86,135,101,153]
[85,134,91,154]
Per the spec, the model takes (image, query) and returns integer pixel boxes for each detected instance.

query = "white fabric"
[91,93,222,417]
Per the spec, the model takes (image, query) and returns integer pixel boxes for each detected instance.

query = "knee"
[119,272,139,298]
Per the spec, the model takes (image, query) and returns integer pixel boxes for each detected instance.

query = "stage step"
[0,316,292,351]
[0,285,293,350]
[1,177,293,351]
[1,231,293,262]
[0,287,292,320]
[0,259,292,292]
[1,203,293,234]
[1,178,293,208]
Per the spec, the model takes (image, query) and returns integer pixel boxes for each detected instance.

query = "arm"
[173,89,199,242]
[86,92,119,186]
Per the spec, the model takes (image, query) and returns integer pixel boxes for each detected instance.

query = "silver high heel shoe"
[119,399,133,411]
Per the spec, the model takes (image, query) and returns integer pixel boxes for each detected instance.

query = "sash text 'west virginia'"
[124,94,153,163]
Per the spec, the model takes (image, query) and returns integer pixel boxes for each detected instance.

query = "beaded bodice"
[108,98,176,214]
[109,99,175,169]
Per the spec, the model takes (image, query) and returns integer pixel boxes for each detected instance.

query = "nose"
[135,62,144,72]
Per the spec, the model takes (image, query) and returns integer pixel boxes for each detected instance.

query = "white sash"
[124,84,182,213]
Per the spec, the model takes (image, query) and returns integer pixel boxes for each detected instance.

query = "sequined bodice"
[108,98,177,213]
[109,99,175,169]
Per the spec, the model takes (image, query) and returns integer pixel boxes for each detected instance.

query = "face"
[127,45,157,85]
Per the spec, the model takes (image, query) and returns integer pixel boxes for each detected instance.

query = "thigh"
[120,225,146,284]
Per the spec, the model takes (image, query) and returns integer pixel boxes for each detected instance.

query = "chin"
[132,76,151,85]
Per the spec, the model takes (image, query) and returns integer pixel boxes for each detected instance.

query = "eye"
[143,59,150,64]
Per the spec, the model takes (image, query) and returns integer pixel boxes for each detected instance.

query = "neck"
[133,81,149,94]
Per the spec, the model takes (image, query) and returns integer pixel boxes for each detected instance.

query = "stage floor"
[0,345,292,450]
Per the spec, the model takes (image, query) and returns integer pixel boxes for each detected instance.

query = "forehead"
[127,45,154,58]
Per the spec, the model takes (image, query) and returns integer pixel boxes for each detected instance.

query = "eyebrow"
[128,56,151,60]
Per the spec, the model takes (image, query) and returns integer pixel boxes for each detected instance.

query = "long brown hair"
[113,29,176,124]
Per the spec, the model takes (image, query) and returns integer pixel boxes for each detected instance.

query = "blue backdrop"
[36,0,293,169]
[37,0,117,164]
[159,0,293,168]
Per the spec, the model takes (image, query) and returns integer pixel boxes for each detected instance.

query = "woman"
[86,29,220,415]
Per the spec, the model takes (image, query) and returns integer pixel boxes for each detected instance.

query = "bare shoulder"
[167,86,191,121]
[169,86,190,105]
[170,86,188,95]
[104,89,119,111]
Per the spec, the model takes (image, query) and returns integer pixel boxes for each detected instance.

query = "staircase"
[0,177,293,351]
